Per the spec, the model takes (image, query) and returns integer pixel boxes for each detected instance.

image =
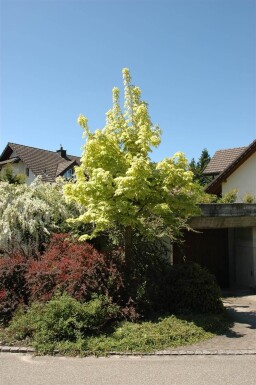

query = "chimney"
[56,145,67,159]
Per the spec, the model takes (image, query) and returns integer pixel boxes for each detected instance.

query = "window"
[63,168,74,179]
[25,168,29,177]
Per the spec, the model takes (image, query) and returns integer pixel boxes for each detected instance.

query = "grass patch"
[0,312,231,356]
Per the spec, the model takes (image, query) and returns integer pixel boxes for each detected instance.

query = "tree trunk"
[124,225,133,262]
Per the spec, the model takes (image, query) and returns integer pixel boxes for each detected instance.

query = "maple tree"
[65,69,201,259]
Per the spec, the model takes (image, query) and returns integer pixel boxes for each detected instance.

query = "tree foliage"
[65,69,201,254]
[0,165,26,184]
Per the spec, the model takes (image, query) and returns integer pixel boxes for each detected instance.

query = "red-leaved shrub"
[26,233,123,303]
[0,254,28,324]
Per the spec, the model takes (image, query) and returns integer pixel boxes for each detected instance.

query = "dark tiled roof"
[56,160,77,176]
[68,155,80,164]
[205,139,256,194]
[0,143,80,182]
[203,146,247,175]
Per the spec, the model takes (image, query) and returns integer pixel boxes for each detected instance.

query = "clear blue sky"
[1,0,255,162]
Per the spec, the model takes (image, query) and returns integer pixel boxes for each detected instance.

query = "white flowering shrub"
[0,177,83,254]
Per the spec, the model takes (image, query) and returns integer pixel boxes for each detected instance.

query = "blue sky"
[1,0,255,162]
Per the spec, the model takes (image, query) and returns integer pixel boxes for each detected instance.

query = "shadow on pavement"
[225,307,256,330]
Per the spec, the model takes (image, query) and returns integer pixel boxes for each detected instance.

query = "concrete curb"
[106,350,256,356]
[0,346,36,354]
[1,346,256,356]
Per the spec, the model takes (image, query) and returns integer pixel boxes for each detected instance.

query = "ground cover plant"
[0,293,230,356]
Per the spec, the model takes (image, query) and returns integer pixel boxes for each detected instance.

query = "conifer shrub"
[94,235,172,317]
[6,293,120,353]
[120,243,171,316]
[168,262,224,313]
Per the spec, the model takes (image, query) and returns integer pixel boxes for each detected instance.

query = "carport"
[173,204,256,289]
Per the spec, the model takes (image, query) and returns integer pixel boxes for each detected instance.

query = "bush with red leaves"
[26,233,124,303]
[0,254,28,324]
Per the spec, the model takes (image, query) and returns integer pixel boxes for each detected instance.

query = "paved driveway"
[161,290,256,354]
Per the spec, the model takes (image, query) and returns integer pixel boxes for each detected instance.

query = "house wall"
[1,161,36,185]
[222,152,256,202]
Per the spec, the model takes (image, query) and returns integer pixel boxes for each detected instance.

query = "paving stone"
[9,347,20,353]
[0,346,11,352]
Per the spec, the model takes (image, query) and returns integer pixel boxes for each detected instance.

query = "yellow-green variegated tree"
[65,69,200,260]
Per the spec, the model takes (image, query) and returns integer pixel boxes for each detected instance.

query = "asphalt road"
[1,354,256,385]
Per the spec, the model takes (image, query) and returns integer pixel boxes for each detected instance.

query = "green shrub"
[168,262,224,313]
[3,310,230,355]
[7,293,120,353]
[243,193,255,204]
[217,189,237,203]
[106,238,223,316]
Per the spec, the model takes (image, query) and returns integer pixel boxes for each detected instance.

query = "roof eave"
[203,171,220,176]
[57,160,78,177]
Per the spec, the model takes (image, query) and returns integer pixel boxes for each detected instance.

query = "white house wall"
[222,152,256,202]
[1,161,36,184]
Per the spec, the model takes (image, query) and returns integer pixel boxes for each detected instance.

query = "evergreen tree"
[189,148,212,186]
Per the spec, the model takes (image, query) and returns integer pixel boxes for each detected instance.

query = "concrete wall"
[228,227,256,289]
[189,204,256,229]
[222,152,256,202]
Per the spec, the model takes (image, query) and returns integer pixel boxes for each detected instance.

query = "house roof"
[205,139,256,195]
[0,143,81,182]
[203,146,247,175]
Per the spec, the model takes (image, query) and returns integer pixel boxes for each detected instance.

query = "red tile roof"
[205,139,256,195]
[203,146,247,175]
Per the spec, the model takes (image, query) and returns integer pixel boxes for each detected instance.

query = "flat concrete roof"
[189,204,256,229]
